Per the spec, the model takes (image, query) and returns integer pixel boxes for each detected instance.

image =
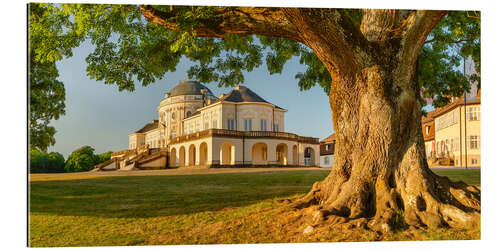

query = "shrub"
[65,146,99,172]
[30,149,65,173]
[47,152,66,172]
[96,151,113,164]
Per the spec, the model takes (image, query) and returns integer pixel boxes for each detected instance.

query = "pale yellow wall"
[169,137,213,167]
[461,104,481,166]
[435,108,460,157]
[424,140,435,159]
[434,104,481,167]
[157,94,205,143]
[128,133,144,149]
[128,134,137,149]
[320,155,334,168]
[169,136,319,167]
[219,102,285,132]
[144,129,160,148]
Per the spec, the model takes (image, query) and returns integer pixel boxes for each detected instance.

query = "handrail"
[169,129,319,144]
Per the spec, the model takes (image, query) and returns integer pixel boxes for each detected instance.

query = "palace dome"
[168,80,214,97]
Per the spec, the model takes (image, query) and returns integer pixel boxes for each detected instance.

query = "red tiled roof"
[321,133,336,143]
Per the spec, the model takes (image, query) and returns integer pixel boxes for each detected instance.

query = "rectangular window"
[467,135,480,149]
[325,144,330,151]
[273,123,279,132]
[227,119,235,130]
[212,120,217,129]
[435,110,458,131]
[471,157,478,165]
[204,122,209,130]
[467,106,480,121]
[244,118,252,131]
[260,119,267,131]
[425,126,430,135]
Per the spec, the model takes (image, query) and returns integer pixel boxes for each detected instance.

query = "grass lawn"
[29,169,480,247]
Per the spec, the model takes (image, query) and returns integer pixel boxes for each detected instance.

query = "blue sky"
[49,40,333,157]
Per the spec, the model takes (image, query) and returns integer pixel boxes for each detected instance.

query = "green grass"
[29,169,480,247]
[432,169,481,186]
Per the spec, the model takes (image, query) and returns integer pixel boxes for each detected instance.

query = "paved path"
[29,167,329,182]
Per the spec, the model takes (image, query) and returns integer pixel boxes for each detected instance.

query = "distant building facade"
[319,133,336,168]
[124,80,320,168]
[421,90,481,168]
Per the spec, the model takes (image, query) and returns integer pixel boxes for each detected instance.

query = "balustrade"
[168,128,319,144]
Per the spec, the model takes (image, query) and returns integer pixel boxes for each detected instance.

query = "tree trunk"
[291,41,480,231]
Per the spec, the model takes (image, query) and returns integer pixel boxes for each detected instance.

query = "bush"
[96,151,113,164]
[65,146,99,172]
[46,152,65,172]
[30,149,65,173]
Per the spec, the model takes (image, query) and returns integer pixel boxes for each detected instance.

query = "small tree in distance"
[96,151,113,164]
[65,146,99,172]
[30,149,65,173]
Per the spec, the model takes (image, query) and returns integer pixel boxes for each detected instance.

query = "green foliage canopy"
[96,151,113,164]
[419,11,481,107]
[30,149,65,173]
[29,4,480,147]
[65,146,99,172]
[29,4,84,151]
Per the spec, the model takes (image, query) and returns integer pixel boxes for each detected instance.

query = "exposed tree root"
[290,160,480,233]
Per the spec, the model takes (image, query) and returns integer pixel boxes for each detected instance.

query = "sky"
[49,40,333,157]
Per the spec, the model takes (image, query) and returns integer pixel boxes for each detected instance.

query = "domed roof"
[168,80,214,97]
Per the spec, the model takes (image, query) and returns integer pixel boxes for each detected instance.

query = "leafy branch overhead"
[31,4,480,96]
[29,4,480,151]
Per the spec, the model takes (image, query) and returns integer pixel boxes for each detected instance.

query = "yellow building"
[421,91,481,168]
[97,80,320,171]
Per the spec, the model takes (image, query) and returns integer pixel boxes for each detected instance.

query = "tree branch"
[140,5,300,42]
[394,10,448,84]
[360,9,413,42]
[401,10,449,63]
[281,8,370,77]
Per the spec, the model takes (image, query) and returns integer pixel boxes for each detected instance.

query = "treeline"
[30,146,112,173]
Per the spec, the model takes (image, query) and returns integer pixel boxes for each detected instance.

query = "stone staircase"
[93,145,168,171]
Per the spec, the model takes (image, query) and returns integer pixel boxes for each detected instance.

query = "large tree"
[29,3,480,231]
[29,4,83,151]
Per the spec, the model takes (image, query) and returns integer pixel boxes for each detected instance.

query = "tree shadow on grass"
[29,171,329,218]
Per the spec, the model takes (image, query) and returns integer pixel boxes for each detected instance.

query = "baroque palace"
[96,80,320,170]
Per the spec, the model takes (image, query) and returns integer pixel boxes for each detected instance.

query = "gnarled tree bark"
[141,6,480,231]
